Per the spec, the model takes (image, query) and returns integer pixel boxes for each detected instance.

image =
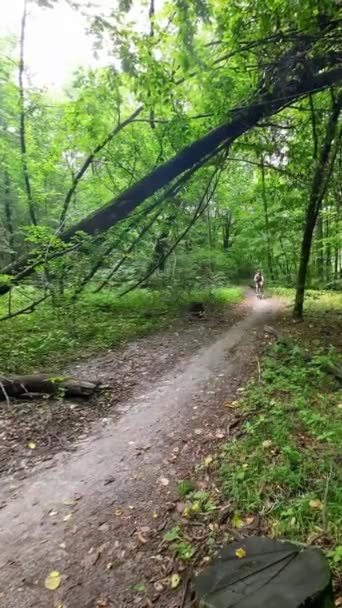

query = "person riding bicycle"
[254,270,264,294]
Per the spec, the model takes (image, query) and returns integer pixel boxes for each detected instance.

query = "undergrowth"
[0,286,242,372]
[218,331,342,579]
[270,287,342,313]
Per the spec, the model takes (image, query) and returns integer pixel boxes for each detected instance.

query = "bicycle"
[255,282,263,299]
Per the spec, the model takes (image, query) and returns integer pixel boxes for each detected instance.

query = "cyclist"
[254,269,264,297]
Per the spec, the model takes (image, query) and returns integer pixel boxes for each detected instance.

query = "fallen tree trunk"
[0,374,100,400]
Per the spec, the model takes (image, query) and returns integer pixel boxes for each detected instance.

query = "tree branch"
[59,105,144,228]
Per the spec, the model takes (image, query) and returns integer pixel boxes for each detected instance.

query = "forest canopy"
[0,0,341,319]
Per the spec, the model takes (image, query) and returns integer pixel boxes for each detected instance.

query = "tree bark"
[293,91,342,319]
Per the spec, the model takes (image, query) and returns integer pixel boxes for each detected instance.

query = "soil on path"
[0,292,282,608]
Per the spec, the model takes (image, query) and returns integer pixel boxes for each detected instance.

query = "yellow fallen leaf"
[63,513,72,522]
[28,441,36,449]
[204,455,213,466]
[170,573,181,589]
[235,547,247,559]
[55,604,65,608]
[59,542,66,550]
[153,512,158,519]
[337,404,342,410]
[232,513,245,529]
[115,509,123,517]
[262,440,273,448]
[309,499,323,510]
[44,570,61,591]
[182,506,191,518]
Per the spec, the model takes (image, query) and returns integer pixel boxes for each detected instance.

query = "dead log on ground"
[0,374,100,400]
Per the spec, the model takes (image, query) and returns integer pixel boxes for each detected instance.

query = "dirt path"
[0,293,282,608]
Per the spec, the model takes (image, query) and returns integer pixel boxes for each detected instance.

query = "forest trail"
[0,292,282,608]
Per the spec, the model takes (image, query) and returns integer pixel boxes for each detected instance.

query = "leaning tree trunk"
[293,91,342,319]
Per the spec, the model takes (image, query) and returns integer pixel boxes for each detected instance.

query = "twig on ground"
[180,569,192,608]
[0,381,11,406]
[323,463,333,534]
[257,357,262,382]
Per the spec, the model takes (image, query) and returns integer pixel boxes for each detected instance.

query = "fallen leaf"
[170,573,181,589]
[59,542,66,550]
[204,455,213,466]
[335,597,342,607]
[235,547,247,559]
[44,571,61,591]
[114,509,123,517]
[63,513,72,522]
[232,513,245,529]
[309,499,323,510]
[337,404,342,410]
[159,477,169,486]
[28,441,36,449]
[262,439,273,448]
[49,510,58,517]
[106,562,113,570]
[55,604,65,608]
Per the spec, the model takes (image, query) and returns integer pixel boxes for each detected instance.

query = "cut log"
[194,537,333,608]
[0,374,100,399]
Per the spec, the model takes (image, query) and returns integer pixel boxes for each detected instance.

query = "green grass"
[270,287,342,312]
[0,285,243,373]
[218,336,342,574]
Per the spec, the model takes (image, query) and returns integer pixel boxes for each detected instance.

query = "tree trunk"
[3,170,15,262]
[18,0,37,226]
[148,0,156,130]
[261,157,274,280]
[293,91,342,319]
[60,66,342,243]
[223,211,232,250]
